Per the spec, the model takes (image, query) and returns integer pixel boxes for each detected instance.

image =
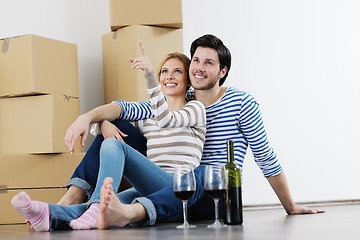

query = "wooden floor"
[0,203,359,240]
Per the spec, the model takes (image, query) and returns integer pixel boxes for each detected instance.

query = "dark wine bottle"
[223,140,243,225]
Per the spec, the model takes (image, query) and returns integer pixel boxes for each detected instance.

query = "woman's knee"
[100,138,126,153]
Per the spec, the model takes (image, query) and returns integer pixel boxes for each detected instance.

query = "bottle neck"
[226,140,234,163]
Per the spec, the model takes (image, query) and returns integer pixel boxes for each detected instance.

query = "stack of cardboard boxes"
[0,35,84,224]
[0,0,184,225]
[103,0,184,102]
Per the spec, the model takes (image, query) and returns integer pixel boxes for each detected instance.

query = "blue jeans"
[68,119,147,199]
[48,138,173,230]
[136,166,218,225]
[66,119,216,227]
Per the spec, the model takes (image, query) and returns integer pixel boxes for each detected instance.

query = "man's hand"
[64,115,90,154]
[267,172,325,215]
[287,205,325,215]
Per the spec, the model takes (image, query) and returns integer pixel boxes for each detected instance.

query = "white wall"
[1,0,359,205]
[182,0,360,205]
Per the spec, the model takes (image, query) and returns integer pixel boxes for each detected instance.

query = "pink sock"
[70,203,100,230]
[11,192,50,232]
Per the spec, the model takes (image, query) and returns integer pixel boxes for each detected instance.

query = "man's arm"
[65,102,121,154]
[82,102,121,123]
[267,172,325,214]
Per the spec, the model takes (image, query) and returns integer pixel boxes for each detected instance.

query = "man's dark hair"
[190,34,231,86]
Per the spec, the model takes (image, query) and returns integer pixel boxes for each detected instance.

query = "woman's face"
[159,58,189,97]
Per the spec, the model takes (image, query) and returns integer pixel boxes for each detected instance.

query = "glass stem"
[214,198,220,223]
[183,201,189,225]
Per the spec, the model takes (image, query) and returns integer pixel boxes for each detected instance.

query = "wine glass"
[204,165,228,228]
[173,166,196,229]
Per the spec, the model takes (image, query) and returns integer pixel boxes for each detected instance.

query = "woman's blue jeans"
[47,120,173,230]
[59,119,216,228]
[67,119,148,199]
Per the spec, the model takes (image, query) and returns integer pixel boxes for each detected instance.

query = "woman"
[11,43,206,231]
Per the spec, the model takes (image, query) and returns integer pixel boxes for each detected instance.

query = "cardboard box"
[0,34,79,98]
[109,0,182,30]
[0,153,84,189]
[0,188,67,224]
[0,95,81,154]
[102,25,183,102]
[0,152,84,224]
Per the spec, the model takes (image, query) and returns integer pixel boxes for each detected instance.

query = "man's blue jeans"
[136,165,218,225]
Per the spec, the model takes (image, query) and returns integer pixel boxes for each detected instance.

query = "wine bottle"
[223,140,243,225]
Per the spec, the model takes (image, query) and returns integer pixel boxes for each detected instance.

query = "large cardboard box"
[0,153,84,189]
[109,0,182,30]
[0,188,67,224]
[0,34,79,98]
[0,95,81,154]
[0,153,84,224]
[102,25,183,103]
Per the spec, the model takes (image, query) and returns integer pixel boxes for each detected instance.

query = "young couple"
[12,34,324,231]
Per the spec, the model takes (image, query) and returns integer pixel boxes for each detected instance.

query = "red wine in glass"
[173,166,196,229]
[204,165,228,228]
[174,190,195,200]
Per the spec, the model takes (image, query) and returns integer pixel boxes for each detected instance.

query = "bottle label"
[228,168,241,187]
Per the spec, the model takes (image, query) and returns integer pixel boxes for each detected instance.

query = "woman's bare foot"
[57,186,87,206]
[97,177,147,230]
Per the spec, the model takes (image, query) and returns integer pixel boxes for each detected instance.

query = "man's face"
[189,47,225,90]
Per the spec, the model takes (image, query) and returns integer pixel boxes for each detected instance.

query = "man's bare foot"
[57,185,87,206]
[97,177,147,230]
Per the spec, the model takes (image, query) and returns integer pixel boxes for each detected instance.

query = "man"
[62,34,324,229]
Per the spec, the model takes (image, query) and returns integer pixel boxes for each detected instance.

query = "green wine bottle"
[223,140,243,225]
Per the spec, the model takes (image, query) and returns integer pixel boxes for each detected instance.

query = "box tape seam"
[1,38,10,53]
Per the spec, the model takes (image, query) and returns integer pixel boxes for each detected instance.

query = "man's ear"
[219,66,228,78]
